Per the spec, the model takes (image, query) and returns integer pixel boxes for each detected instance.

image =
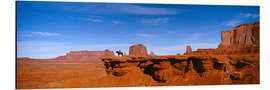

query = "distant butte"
[129,44,148,57]
[55,49,114,62]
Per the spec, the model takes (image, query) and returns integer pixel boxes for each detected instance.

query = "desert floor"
[16,60,107,89]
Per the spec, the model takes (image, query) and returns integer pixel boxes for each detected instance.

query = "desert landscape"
[17,22,260,89]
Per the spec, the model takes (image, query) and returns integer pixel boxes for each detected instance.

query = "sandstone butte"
[129,44,148,57]
[100,22,259,86]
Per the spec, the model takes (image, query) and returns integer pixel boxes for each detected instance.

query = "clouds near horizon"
[18,32,60,37]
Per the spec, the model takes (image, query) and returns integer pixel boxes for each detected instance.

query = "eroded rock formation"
[218,22,259,54]
[219,22,259,48]
[102,55,259,85]
[185,22,259,55]
[104,49,115,57]
[56,49,115,61]
[185,45,192,54]
[129,44,148,57]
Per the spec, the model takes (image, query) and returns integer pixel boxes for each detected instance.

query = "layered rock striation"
[218,22,259,54]
[185,22,259,55]
[56,50,114,61]
[102,55,259,85]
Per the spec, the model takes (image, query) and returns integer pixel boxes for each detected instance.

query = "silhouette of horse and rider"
[116,50,124,57]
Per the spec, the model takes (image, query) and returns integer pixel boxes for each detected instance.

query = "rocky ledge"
[102,54,259,85]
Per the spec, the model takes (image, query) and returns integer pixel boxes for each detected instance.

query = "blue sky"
[17,1,259,59]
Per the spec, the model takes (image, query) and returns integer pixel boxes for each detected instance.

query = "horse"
[116,50,124,57]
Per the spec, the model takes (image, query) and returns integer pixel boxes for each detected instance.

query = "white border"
[1,0,270,90]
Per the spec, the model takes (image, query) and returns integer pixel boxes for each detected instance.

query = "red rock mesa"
[56,49,114,61]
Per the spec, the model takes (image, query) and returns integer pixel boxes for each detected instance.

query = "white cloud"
[50,3,182,15]
[120,5,180,15]
[223,20,242,26]
[31,32,59,36]
[187,32,208,40]
[67,16,73,18]
[87,18,103,23]
[141,17,169,26]
[18,32,59,37]
[91,4,181,15]
[112,21,121,24]
[136,33,154,38]
[240,13,259,18]
[88,15,103,18]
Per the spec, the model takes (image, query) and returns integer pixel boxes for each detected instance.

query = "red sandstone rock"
[17,57,33,60]
[185,22,259,55]
[186,45,192,53]
[55,50,114,61]
[184,45,193,55]
[218,22,259,53]
[129,44,148,57]
[104,49,115,57]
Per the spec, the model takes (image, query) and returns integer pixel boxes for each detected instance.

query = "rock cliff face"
[185,45,192,54]
[56,50,114,61]
[218,22,259,54]
[129,44,148,57]
[186,22,259,55]
[102,55,259,85]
